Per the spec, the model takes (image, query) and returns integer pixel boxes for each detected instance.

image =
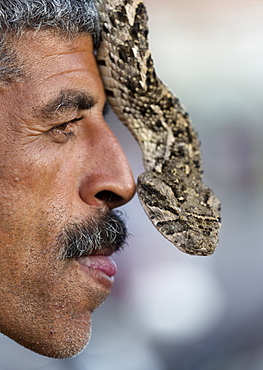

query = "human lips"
[78,254,117,278]
[77,247,118,290]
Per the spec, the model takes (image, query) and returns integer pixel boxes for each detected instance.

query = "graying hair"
[0,0,100,83]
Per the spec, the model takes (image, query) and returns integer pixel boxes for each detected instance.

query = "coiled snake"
[95,0,221,255]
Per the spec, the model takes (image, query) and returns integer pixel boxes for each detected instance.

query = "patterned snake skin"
[95,0,221,255]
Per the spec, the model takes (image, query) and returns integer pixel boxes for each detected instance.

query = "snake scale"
[95,0,221,255]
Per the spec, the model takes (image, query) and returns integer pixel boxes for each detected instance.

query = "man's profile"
[0,0,135,359]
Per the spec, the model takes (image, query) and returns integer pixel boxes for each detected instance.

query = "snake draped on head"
[95,0,221,256]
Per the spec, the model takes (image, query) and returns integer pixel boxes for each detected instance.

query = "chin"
[10,315,93,359]
[22,331,92,359]
[37,333,92,359]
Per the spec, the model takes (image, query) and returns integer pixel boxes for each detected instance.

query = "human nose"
[79,121,136,210]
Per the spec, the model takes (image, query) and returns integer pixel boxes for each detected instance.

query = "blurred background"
[1,0,263,369]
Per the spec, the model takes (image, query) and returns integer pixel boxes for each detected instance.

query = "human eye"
[49,117,82,143]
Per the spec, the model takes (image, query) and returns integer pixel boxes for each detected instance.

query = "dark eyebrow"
[34,90,95,120]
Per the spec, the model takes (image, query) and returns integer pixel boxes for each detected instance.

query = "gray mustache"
[59,210,128,259]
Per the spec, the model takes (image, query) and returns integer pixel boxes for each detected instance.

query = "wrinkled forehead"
[0,31,105,121]
[11,30,96,81]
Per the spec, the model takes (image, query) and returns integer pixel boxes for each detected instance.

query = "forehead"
[14,31,98,78]
[8,31,105,110]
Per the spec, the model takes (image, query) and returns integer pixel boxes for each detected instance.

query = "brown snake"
[95,0,221,255]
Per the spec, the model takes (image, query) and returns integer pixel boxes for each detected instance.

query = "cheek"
[0,242,108,358]
[0,143,75,230]
[0,131,109,357]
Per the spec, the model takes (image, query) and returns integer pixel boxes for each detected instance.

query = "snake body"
[95,0,221,255]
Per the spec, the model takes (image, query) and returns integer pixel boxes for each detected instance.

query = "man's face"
[0,32,135,358]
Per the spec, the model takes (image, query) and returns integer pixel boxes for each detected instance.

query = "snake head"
[137,170,221,256]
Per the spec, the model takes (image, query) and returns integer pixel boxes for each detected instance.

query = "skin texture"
[0,32,135,358]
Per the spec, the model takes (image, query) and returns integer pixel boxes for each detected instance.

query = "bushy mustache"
[58,210,128,259]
